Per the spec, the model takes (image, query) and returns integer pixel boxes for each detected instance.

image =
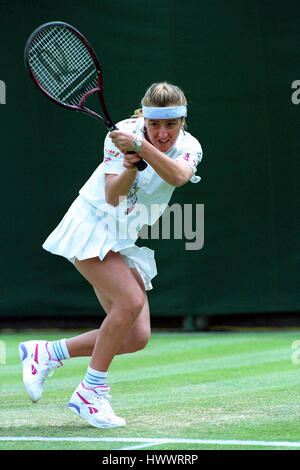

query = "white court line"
[1,436,300,449]
[119,439,171,451]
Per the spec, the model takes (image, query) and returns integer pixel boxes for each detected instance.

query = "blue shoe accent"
[19,343,28,362]
[68,402,81,414]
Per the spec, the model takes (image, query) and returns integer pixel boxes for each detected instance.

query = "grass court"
[1,330,300,451]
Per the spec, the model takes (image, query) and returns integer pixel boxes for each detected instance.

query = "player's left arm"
[174,151,201,185]
[109,130,200,187]
[137,143,193,186]
[163,158,194,186]
[137,140,200,187]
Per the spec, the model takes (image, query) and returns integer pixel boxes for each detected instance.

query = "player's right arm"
[103,125,139,206]
[105,165,138,207]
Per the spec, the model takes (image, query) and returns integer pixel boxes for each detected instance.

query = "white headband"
[142,105,187,119]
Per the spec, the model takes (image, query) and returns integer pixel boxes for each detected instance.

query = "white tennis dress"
[42,118,203,290]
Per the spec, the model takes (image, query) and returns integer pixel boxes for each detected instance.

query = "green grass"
[1,330,300,450]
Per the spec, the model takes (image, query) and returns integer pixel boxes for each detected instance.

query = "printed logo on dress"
[182,153,197,167]
[105,148,121,158]
[124,196,137,215]
[125,179,139,215]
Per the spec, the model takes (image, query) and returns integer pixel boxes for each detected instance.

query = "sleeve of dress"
[102,133,124,175]
[175,142,203,183]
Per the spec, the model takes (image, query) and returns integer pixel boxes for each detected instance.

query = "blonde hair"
[132,82,187,118]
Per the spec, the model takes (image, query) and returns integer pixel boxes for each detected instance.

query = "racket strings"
[28,26,98,106]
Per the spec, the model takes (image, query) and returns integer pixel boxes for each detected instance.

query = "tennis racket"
[24,21,147,171]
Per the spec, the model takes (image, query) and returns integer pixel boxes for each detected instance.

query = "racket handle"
[109,124,148,171]
[131,155,148,171]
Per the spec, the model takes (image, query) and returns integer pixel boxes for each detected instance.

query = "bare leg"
[69,252,146,371]
[66,329,99,357]
[66,266,150,357]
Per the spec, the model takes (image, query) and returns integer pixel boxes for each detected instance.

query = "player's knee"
[134,328,150,352]
[125,326,150,353]
[118,294,145,322]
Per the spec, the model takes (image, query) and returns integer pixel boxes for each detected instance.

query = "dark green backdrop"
[0,0,299,320]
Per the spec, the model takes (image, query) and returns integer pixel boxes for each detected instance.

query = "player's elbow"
[105,191,126,207]
[171,163,193,187]
[105,194,120,207]
[172,173,189,187]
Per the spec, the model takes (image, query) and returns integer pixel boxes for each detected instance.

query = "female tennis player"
[19,82,203,428]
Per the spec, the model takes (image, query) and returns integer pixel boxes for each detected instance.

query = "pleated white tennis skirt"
[42,195,157,290]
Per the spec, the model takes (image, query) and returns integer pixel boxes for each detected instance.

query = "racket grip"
[109,125,147,171]
[126,150,147,171]
[133,157,147,171]
[126,151,147,171]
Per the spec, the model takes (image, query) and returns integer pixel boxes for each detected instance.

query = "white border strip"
[1,436,300,449]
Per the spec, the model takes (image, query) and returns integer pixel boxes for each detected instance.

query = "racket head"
[24,21,147,171]
[24,21,112,125]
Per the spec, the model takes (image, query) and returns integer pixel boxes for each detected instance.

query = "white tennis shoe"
[19,340,63,402]
[68,382,126,428]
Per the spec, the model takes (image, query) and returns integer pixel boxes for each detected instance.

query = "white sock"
[83,366,108,389]
[47,339,70,361]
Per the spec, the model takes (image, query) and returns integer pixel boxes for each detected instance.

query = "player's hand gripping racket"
[24,21,147,171]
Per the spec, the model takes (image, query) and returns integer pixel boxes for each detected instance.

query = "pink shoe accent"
[45,342,51,361]
[76,392,99,415]
[45,342,63,366]
[34,344,39,364]
[31,364,37,375]
[81,382,110,394]
[76,391,91,405]
[76,388,112,419]
[88,407,99,415]
[94,385,110,393]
